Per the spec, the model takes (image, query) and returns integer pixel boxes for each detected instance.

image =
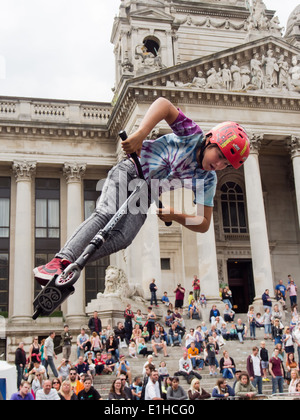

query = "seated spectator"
[288,370,300,394]
[223,304,235,323]
[286,353,298,383]
[151,331,169,358]
[31,372,44,395]
[137,338,153,358]
[229,323,238,341]
[188,342,204,371]
[115,355,132,384]
[106,334,120,361]
[165,310,173,327]
[172,307,185,328]
[158,361,169,381]
[114,322,127,346]
[199,294,207,309]
[211,378,235,399]
[235,319,247,344]
[188,299,201,320]
[141,326,150,342]
[131,324,142,346]
[128,342,138,359]
[210,305,221,324]
[166,377,188,400]
[169,323,182,347]
[58,380,78,401]
[75,356,90,377]
[219,350,236,379]
[52,378,62,395]
[131,376,143,401]
[105,352,116,373]
[235,372,257,400]
[36,379,60,400]
[78,377,102,400]
[161,292,173,311]
[174,351,202,384]
[188,378,210,400]
[220,323,230,341]
[68,368,84,396]
[57,359,71,382]
[76,328,90,358]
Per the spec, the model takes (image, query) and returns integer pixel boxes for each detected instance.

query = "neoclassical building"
[1,0,300,358]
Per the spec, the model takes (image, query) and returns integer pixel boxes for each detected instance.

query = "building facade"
[1,0,300,358]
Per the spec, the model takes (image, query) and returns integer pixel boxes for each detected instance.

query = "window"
[35,179,60,239]
[161,258,171,270]
[84,180,109,304]
[143,36,160,57]
[0,178,10,313]
[35,179,60,297]
[221,182,248,234]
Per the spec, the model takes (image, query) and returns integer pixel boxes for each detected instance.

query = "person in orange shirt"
[69,368,84,395]
[187,342,204,370]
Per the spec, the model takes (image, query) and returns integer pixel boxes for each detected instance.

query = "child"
[199,294,207,309]
[128,342,138,358]
[259,342,270,382]
[158,361,169,381]
[229,324,238,341]
[206,336,217,376]
[34,97,250,285]
[141,326,150,343]
[161,292,173,311]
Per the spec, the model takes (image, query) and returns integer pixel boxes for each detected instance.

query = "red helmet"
[206,121,250,169]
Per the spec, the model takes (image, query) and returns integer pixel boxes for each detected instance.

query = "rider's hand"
[121,131,144,157]
[156,206,174,223]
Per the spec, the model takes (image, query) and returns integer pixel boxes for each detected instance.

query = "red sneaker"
[33,257,71,286]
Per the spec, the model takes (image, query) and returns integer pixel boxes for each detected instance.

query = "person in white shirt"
[144,371,163,400]
[36,380,61,400]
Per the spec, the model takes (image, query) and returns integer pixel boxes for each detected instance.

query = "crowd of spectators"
[10,275,300,401]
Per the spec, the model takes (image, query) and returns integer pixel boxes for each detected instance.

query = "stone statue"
[231,60,242,90]
[98,265,145,301]
[250,53,263,90]
[289,56,300,92]
[262,49,279,89]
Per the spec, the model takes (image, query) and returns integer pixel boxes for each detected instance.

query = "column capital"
[249,133,263,155]
[287,136,300,159]
[63,162,87,183]
[12,160,37,182]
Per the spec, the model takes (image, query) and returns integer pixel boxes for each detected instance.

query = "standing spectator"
[44,332,58,378]
[15,342,26,389]
[77,377,102,400]
[235,372,257,399]
[247,346,263,395]
[269,348,285,395]
[166,377,187,400]
[61,324,72,361]
[275,280,287,303]
[174,284,185,314]
[11,381,34,401]
[206,336,217,376]
[283,327,295,354]
[91,331,102,354]
[272,319,283,345]
[262,308,272,341]
[144,370,164,401]
[262,289,272,313]
[36,379,60,400]
[188,378,211,400]
[174,351,202,383]
[146,307,156,337]
[28,337,41,364]
[287,276,298,308]
[88,311,102,336]
[192,275,201,302]
[150,279,158,307]
[124,303,135,342]
[292,323,300,368]
[247,306,257,341]
[259,341,270,382]
[76,328,90,358]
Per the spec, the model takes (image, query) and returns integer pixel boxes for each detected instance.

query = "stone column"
[288,136,300,230]
[63,162,87,325]
[244,134,274,302]
[196,214,221,317]
[11,161,36,323]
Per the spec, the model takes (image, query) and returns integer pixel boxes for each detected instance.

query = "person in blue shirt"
[10,382,34,400]
[161,291,173,311]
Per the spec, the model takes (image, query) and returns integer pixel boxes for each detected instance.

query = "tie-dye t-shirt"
[139,109,217,207]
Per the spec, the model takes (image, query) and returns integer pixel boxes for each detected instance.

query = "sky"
[0,0,299,103]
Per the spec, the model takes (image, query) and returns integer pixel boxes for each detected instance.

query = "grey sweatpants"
[57,160,149,263]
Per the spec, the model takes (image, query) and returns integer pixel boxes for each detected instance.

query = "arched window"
[143,36,160,57]
[221,182,248,234]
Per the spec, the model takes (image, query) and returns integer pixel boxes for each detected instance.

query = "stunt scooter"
[32,131,171,320]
